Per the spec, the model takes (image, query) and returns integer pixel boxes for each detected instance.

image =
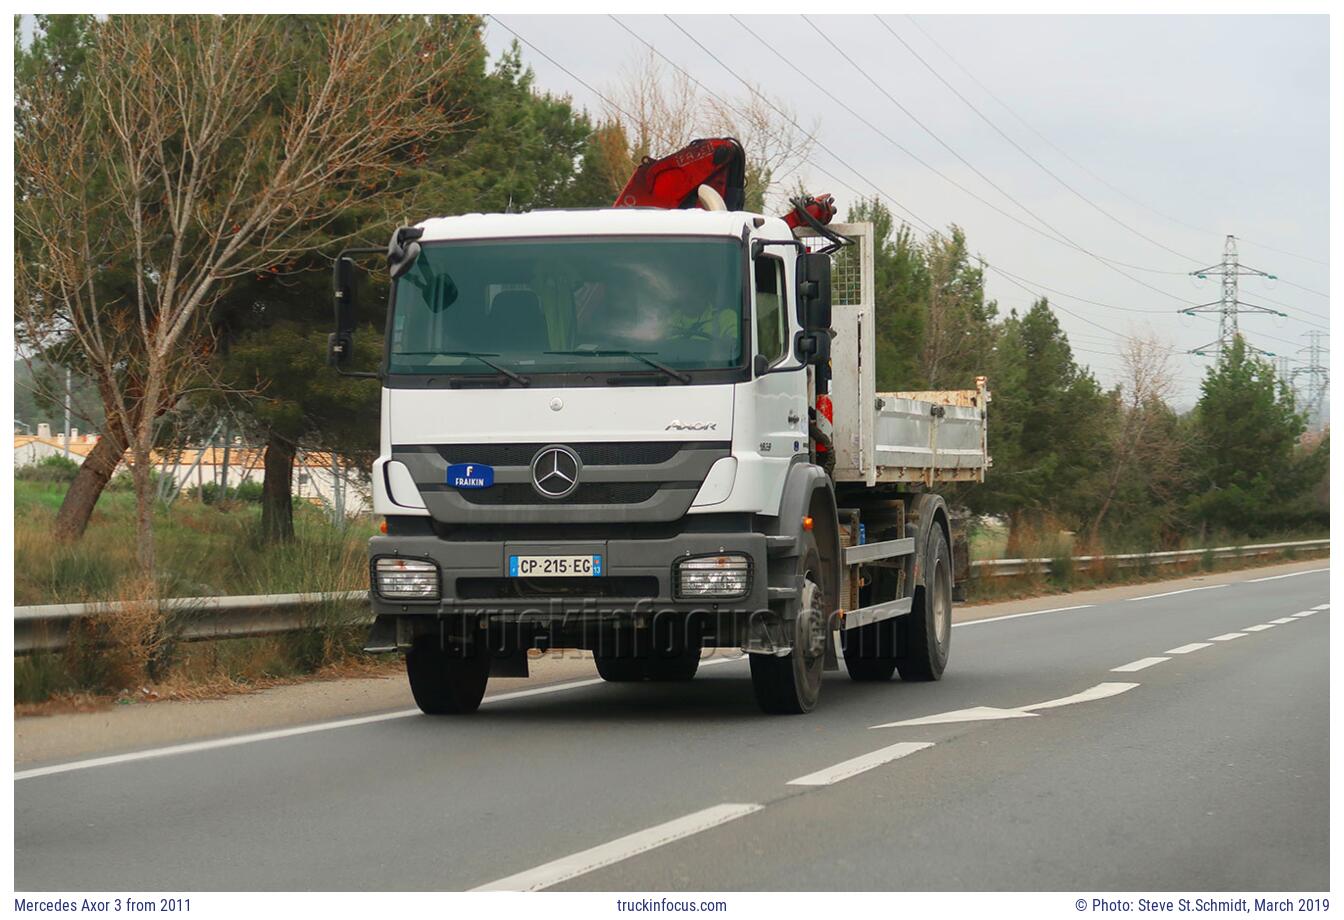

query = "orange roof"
[13,434,97,458]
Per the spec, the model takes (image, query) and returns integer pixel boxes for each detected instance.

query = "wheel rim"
[932,556,951,650]
[799,579,827,664]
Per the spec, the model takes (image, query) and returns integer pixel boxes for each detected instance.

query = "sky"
[482,13,1330,412]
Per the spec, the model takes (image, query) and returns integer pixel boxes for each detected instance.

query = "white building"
[14,429,370,517]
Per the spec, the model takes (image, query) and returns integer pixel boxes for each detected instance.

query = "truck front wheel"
[406,633,491,714]
[896,526,952,681]
[750,542,827,714]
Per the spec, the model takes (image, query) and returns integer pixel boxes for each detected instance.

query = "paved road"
[15,566,1329,891]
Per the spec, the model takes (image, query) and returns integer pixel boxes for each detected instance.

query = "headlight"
[374,557,439,600]
[676,554,751,599]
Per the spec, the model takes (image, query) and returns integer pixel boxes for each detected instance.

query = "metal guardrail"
[13,540,1328,654]
[971,539,1329,578]
[15,591,368,654]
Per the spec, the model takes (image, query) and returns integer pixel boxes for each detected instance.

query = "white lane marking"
[1246,567,1330,582]
[1293,611,1317,618]
[13,664,701,782]
[1022,681,1140,711]
[871,682,1139,729]
[14,708,420,782]
[1166,642,1212,655]
[952,604,1093,628]
[787,742,934,786]
[1243,624,1276,632]
[1313,603,1330,610]
[1127,584,1228,602]
[1111,657,1169,673]
[1269,617,1298,625]
[470,803,763,891]
[871,706,1038,729]
[1209,632,1247,641]
[16,656,751,781]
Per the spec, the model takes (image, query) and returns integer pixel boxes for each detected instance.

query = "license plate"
[508,554,603,577]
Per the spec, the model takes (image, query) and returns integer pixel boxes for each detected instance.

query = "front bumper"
[367,530,770,620]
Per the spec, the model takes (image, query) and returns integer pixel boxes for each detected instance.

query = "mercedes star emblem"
[531,445,580,499]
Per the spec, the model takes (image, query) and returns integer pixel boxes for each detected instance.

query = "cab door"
[748,243,808,477]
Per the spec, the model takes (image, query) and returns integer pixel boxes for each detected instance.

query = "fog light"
[374,557,439,600]
[677,554,750,599]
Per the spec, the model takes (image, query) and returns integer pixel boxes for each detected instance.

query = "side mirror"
[796,251,832,334]
[388,225,424,279]
[329,256,357,367]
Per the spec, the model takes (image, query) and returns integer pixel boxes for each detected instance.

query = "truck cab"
[333,206,988,715]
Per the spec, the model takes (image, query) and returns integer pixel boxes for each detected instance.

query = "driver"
[668,276,738,360]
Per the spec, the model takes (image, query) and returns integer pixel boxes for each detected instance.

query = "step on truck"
[329,138,990,715]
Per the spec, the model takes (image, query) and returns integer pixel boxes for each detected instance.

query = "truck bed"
[797,222,992,486]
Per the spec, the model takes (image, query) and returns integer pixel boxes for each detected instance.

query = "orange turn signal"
[802,516,814,532]
[379,520,388,534]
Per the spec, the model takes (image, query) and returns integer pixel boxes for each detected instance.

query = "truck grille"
[458,482,664,505]
[435,441,707,467]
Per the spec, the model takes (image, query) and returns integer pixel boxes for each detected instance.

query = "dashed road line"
[787,742,934,786]
[1166,642,1212,655]
[1313,603,1330,610]
[1246,567,1329,582]
[1209,632,1248,641]
[1128,584,1228,602]
[470,803,764,891]
[1269,617,1298,625]
[1244,624,1276,632]
[1293,611,1317,618]
[1111,657,1169,673]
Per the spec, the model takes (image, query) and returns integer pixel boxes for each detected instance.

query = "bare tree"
[16,15,474,575]
[1089,333,1185,538]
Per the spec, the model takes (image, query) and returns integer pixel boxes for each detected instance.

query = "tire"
[750,540,828,714]
[406,634,491,714]
[842,565,899,682]
[594,654,650,682]
[896,525,952,682]
[644,648,701,681]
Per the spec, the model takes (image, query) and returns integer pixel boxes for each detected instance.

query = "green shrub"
[192,480,264,505]
[16,454,81,483]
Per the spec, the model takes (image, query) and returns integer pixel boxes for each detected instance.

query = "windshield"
[387,236,744,377]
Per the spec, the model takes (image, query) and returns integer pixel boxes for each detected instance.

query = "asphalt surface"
[14,565,1329,891]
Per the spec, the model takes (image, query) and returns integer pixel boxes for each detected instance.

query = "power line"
[800,14,1203,303]
[875,14,1204,268]
[665,15,1196,335]
[902,14,1330,271]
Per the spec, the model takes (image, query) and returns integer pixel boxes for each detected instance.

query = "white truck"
[330,164,989,716]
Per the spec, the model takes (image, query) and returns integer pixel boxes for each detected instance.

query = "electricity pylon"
[1183,234,1284,357]
[1292,330,1329,429]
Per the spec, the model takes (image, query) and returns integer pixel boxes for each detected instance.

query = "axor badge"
[446,463,494,489]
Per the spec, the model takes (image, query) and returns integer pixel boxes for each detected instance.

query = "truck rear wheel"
[406,634,491,714]
[896,526,952,681]
[750,542,826,714]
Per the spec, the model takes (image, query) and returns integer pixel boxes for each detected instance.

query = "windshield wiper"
[397,351,530,386]
[545,349,691,384]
